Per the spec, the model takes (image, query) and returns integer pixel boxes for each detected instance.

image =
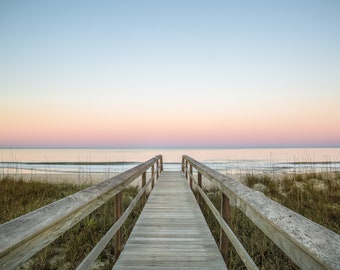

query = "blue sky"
[1,1,340,147]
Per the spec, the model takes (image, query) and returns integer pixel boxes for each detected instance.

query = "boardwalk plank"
[113,171,226,269]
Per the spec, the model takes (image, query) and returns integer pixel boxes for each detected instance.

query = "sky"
[1,0,340,148]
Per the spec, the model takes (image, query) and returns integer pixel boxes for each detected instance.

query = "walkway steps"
[113,171,227,269]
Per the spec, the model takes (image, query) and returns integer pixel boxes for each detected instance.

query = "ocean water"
[1,148,340,177]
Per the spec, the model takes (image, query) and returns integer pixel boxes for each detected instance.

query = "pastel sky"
[1,0,340,148]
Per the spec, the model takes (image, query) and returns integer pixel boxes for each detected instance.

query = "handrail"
[195,184,258,270]
[76,168,155,270]
[0,155,163,270]
[182,155,340,270]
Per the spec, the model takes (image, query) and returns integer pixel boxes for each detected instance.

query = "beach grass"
[201,171,340,269]
[0,177,86,224]
[1,170,339,269]
[243,171,340,233]
[0,176,142,270]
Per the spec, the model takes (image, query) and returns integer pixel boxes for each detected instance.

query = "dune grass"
[243,171,340,233]
[0,177,142,270]
[1,170,339,269]
[0,177,85,224]
[201,171,340,269]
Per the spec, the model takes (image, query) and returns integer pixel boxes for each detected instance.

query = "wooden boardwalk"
[113,171,227,269]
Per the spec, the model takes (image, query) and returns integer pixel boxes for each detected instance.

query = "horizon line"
[1,144,340,149]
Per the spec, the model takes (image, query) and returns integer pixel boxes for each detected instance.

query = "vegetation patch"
[2,171,339,269]
[201,171,340,269]
[243,171,340,233]
[0,177,142,270]
[0,177,85,223]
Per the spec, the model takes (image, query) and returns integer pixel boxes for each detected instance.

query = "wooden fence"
[0,155,163,270]
[182,155,340,270]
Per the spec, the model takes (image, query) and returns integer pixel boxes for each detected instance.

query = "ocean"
[1,148,340,179]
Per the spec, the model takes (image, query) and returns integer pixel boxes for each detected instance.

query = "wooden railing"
[182,155,340,270]
[0,155,163,270]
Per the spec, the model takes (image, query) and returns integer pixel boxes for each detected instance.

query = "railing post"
[151,164,155,189]
[220,193,230,265]
[142,171,146,205]
[156,159,159,179]
[114,191,123,261]
[197,172,202,205]
[182,156,184,173]
[189,164,193,190]
[185,160,188,179]
[160,156,163,172]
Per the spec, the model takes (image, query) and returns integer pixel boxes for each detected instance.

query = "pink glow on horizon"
[1,78,339,148]
[1,1,340,149]
[1,109,340,147]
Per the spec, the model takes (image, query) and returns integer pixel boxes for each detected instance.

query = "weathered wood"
[220,193,231,265]
[181,156,184,173]
[197,172,202,205]
[195,185,258,270]
[183,155,340,270]
[160,156,163,171]
[113,171,226,269]
[151,164,155,188]
[141,172,146,205]
[189,164,193,189]
[114,191,123,261]
[76,172,155,270]
[0,155,162,270]
[185,159,188,178]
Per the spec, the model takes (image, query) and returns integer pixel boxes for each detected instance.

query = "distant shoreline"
[0,161,141,165]
[1,146,340,149]
[1,161,340,165]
